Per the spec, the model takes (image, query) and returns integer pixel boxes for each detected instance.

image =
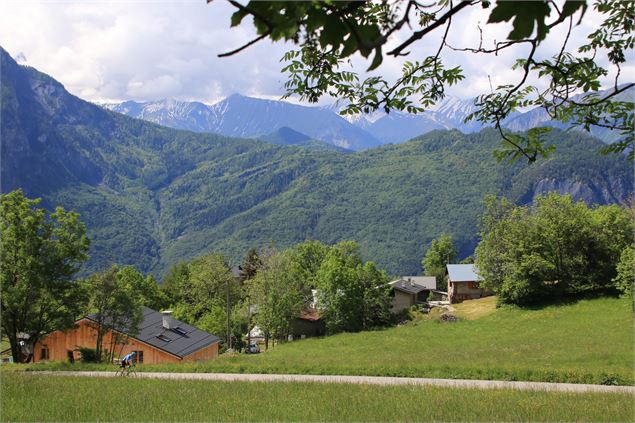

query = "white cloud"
[0,1,628,105]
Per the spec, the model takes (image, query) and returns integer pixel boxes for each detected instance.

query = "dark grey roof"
[389,276,437,294]
[86,307,220,359]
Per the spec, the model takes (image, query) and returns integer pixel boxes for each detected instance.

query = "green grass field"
[1,373,633,422]
[5,297,633,385]
[203,297,634,384]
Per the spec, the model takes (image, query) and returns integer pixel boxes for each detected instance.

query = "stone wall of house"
[391,290,415,312]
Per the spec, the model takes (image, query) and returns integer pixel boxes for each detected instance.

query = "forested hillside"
[2,47,632,277]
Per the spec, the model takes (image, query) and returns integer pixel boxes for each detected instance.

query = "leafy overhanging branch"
[214,0,634,162]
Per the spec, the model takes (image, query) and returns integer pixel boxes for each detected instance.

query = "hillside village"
[2,259,484,365]
[1,1,634,421]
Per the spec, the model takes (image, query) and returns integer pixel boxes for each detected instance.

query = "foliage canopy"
[421,234,457,290]
[475,193,633,305]
[0,190,89,362]
[216,0,634,161]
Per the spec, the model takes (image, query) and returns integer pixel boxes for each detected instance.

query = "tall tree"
[241,248,263,282]
[358,261,392,331]
[0,190,89,362]
[316,241,391,333]
[422,235,457,291]
[475,193,633,305]
[85,266,144,362]
[118,266,169,311]
[161,262,190,306]
[248,250,307,349]
[166,252,240,349]
[240,248,262,349]
[217,1,633,161]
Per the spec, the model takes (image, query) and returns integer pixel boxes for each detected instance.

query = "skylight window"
[173,327,187,335]
[156,334,171,342]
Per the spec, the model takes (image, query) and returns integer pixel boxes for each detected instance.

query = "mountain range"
[104,95,382,151]
[104,89,629,150]
[2,47,632,278]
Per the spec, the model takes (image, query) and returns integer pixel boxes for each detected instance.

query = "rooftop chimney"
[161,310,175,330]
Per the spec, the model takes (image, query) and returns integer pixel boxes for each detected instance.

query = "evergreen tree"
[241,248,263,282]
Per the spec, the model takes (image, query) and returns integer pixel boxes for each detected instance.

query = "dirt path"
[29,371,634,394]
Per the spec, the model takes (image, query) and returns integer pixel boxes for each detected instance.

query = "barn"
[32,307,220,364]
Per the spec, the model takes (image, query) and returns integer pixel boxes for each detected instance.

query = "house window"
[134,350,144,364]
[468,281,480,289]
[40,345,49,360]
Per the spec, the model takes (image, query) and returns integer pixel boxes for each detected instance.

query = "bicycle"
[115,362,137,377]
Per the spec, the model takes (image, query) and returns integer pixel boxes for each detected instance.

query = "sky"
[1,1,631,105]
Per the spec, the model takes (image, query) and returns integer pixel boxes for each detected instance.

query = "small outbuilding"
[290,309,326,339]
[447,264,487,303]
[389,276,437,312]
[31,307,220,364]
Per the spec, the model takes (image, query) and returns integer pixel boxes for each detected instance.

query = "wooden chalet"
[447,264,487,303]
[32,307,220,364]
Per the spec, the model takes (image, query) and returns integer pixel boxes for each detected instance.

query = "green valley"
[1,48,632,277]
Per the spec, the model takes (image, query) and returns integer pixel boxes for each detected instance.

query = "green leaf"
[488,1,552,41]
[230,10,249,28]
[340,35,358,58]
[560,0,587,25]
[367,47,383,71]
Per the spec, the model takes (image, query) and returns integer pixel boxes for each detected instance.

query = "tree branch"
[387,0,475,57]
[218,0,274,57]
[218,31,271,58]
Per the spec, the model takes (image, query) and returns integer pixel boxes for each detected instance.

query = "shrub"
[613,246,634,298]
[77,347,99,363]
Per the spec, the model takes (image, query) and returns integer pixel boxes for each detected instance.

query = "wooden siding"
[183,342,219,361]
[448,280,484,304]
[33,319,217,364]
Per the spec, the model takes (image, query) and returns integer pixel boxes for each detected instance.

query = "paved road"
[30,371,635,394]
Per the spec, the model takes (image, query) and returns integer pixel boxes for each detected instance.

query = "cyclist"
[120,351,136,370]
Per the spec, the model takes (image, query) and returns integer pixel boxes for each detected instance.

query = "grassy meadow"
[192,296,634,384]
[2,373,633,422]
[7,297,633,385]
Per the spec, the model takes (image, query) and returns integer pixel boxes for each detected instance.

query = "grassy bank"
[2,373,633,422]
[4,297,633,385]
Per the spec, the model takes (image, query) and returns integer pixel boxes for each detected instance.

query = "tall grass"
[4,297,633,385]
[2,373,633,422]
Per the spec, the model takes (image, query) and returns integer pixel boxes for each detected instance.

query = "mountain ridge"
[103,94,382,151]
[104,88,632,147]
[2,46,632,278]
